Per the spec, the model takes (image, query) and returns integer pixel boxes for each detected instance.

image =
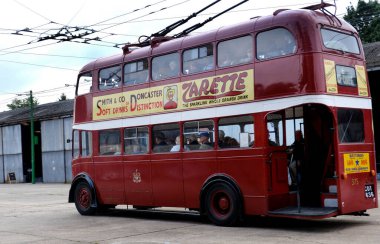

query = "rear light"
[341,172,347,180]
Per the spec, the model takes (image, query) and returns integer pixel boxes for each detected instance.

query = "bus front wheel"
[74,182,97,215]
[205,182,240,226]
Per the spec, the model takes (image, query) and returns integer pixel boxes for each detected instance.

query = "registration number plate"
[365,184,375,198]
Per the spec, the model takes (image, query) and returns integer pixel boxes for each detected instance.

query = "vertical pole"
[30,90,35,184]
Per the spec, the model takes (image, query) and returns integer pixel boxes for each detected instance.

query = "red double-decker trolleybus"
[69,4,378,226]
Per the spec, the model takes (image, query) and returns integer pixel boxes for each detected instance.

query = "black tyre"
[204,182,240,226]
[74,182,97,215]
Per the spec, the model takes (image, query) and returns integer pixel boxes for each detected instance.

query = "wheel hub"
[218,197,229,211]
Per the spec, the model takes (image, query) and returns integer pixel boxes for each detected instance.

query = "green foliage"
[7,97,39,110]
[344,0,380,43]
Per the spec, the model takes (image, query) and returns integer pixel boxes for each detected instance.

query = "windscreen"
[321,28,360,54]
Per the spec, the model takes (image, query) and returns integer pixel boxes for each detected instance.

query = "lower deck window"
[218,115,254,148]
[338,109,364,143]
[99,130,121,155]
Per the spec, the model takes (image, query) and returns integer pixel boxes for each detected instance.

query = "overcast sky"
[0,0,358,111]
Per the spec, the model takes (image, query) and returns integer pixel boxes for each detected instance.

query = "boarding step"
[322,178,338,194]
[321,192,338,208]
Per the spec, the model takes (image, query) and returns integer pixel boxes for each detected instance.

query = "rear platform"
[268,207,338,218]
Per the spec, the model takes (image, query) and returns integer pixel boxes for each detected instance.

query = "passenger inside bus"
[186,134,199,150]
[288,130,305,186]
[239,47,253,63]
[198,132,213,150]
[153,132,168,152]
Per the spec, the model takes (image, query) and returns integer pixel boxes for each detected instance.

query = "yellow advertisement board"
[93,69,254,120]
[343,153,370,174]
[355,65,368,97]
[324,59,338,93]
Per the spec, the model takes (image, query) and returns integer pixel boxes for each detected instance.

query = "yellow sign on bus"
[324,59,338,93]
[355,65,368,97]
[93,69,254,120]
[343,153,370,174]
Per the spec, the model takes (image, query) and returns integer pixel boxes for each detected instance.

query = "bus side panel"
[337,109,378,214]
[218,149,268,215]
[255,55,302,99]
[338,149,378,214]
[151,152,185,207]
[72,158,94,182]
[93,155,125,205]
[123,154,153,206]
[183,151,217,209]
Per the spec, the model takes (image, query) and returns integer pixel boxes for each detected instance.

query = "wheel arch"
[68,173,97,208]
[199,174,244,217]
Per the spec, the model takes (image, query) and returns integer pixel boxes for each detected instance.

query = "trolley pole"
[30,90,35,184]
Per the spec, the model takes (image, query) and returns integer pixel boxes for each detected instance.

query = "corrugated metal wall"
[1,125,23,183]
[41,117,73,183]
[0,128,3,183]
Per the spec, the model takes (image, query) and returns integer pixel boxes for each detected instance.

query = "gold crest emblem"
[133,169,141,183]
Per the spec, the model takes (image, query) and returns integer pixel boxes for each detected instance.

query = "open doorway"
[21,121,43,182]
[368,71,380,173]
[267,104,335,207]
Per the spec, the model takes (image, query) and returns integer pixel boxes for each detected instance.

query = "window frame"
[98,65,122,91]
[152,123,180,153]
[217,35,254,68]
[337,109,365,143]
[124,126,149,155]
[76,72,92,96]
[218,115,254,149]
[182,44,214,75]
[81,131,93,157]
[335,65,357,87]
[98,129,122,156]
[124,59,149,86]
[321,27,360,55]
[256,27,297,61]
[183,119,215,151]
[151,52,180,81]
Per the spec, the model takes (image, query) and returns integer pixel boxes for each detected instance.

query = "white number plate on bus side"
[365,184,375,198]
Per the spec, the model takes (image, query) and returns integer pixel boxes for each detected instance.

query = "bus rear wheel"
[205,182,240,226]
[74,182,96,215]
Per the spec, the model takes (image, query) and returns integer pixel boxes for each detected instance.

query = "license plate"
[365,184,375,198]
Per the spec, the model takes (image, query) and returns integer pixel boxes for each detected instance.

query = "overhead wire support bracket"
[173,0,249,38]
[150,0,221,38]
[132,0,221,48]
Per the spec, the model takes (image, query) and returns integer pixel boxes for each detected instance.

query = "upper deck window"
[124,59,149,86]
[77,72,92,96]
[321,28,360,54]
[218,35,253,67]
[183,44,214,74]
[99,66,122,91]
[257,28,296,60]
[336,65,357,87]
[152,53,179,81]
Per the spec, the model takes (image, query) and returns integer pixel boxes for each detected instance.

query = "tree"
[7,97,39,110]
[344,0,380,43]
[58,93,67,101]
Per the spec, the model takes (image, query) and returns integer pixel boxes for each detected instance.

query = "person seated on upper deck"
[239,47,253,63]
[167,60,179,78]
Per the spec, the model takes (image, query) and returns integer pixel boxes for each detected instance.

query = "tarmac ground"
[0,183,379,244]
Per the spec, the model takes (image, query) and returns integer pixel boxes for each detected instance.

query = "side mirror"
[66,139,72,143]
